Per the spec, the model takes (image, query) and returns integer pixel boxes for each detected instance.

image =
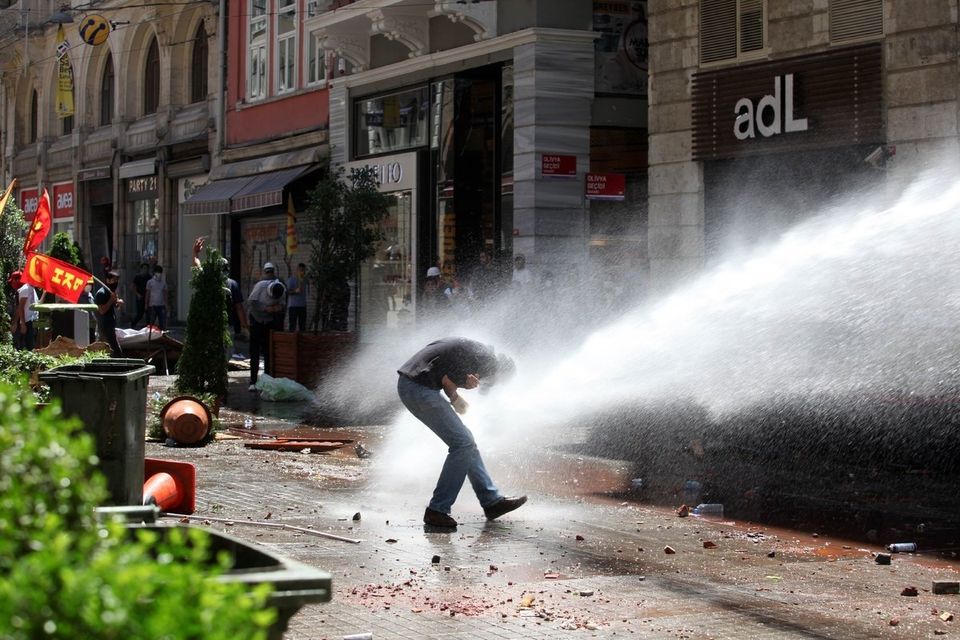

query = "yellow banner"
[286,194,298,256]
[56,25,75,118]
[0,178,16,214]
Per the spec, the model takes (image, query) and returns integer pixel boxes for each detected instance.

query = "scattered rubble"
[874,553,891,565]
[901,586,919,597]
[933,581,960,595]
[664,546,676,554]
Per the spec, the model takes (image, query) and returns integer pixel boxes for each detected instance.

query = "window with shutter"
[700,0,766,64]
[739,0,764,53]
[830,0,882,42]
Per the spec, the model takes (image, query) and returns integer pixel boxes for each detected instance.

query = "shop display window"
[354,86,429,157]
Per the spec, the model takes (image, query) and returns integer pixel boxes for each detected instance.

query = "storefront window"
[359,191,413,333]
[52,221,74,241]
[354,86,429,158]
[132,198,159,265]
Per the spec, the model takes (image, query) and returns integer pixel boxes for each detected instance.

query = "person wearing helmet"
[397,337,525,528]
[246,262,286,391]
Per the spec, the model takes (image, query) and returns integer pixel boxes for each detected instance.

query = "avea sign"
[734,73,808,140]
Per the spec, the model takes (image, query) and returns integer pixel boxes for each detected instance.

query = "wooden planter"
[269,331,356,389]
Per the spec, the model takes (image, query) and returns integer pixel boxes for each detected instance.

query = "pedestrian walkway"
[147,374,960,639]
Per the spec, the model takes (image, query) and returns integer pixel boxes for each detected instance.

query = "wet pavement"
[147,372,960,639]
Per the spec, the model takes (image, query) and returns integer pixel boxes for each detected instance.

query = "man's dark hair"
[153,265,163,274]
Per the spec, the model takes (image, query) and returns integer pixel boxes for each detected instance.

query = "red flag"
[22,252,92,303]
[23,189,52,255]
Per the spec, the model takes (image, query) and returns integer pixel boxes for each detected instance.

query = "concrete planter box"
[127,520,331,640]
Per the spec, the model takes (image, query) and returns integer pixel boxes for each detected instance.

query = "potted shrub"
[270,165,391,389]
[174,246,229,414]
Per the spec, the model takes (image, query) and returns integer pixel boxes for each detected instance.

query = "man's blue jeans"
[397,375,502,514]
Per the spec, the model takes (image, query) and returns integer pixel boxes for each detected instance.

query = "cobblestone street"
[146,373,960,640]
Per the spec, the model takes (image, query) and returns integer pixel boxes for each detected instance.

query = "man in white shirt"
[14,276,39,351]
[246,262,286,391]
[145,265,168,330]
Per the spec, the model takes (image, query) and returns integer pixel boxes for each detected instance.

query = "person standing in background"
[286,262,308,331]
[94,270,123,356]
[131,263,151,328]
[12,273,38,350]
[247,262,286,391]
[145,265,168,330]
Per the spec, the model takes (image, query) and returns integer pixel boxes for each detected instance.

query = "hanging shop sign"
[52,182,75,219]
[585,172,626,200]
[692,43,882,160]
[541,154,577,178]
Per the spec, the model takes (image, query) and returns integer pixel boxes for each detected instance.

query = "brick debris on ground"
[147,373,960,639]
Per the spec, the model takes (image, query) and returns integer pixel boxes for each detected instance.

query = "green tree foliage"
[307,165,391,332]
[175,247,229,399]
[0,198,28,344]
[49,232,81,266]
[0,381,275,639]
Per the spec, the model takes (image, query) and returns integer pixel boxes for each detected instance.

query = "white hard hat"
[426,266,441,277]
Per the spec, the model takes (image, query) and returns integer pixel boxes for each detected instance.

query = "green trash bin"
[39,358,155,506]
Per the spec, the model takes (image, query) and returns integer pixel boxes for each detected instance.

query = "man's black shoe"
[483,495,528,520]
[424,508,457,528]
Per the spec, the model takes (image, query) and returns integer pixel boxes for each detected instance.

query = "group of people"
[131,263,169,331]
[190,238,310,392]
[421,252,535,312]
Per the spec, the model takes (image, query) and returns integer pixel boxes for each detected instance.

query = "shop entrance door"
[359,189,414,335]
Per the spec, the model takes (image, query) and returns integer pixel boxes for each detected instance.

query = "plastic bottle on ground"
[692,503,724,517]
[887,542,917,553]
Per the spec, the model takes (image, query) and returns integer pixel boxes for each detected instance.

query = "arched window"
[29,90,38,143]
[190,22,208,103]
[144,39,160,115]
[100,53,114,126]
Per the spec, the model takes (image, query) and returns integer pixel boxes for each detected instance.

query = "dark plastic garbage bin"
[39,358,155,505]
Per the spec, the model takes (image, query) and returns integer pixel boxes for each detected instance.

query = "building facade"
[315,0,649,338]
[3,1,654,336]
[181,0,332,306]
[0,0,219,321]
[647,0,959,292]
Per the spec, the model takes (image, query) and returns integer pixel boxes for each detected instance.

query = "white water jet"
[326,166,960,495]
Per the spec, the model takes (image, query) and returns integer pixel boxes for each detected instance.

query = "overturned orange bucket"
[159,396,213,445]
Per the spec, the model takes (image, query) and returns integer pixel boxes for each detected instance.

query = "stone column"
[647,0,703,294]
[512,32,595,279]
[884,0,960,190]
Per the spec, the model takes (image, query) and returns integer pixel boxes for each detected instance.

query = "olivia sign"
[734,73,808,140]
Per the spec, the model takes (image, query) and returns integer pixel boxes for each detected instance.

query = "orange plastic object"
[159,396,212,445]
[143,458,196,514]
